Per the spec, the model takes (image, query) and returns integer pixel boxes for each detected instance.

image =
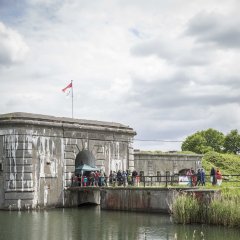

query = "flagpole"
[71,80,73,118]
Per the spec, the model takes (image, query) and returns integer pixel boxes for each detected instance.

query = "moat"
[0,207,240,240]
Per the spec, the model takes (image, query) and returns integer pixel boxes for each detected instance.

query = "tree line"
[181,128,240,154]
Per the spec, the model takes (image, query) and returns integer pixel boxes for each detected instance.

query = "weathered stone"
[65,159,75,166]
[134,151,202,175]
[65,166,75,172]
[6,180,33,189]
[5,165,33,173]
[64,152,76,160]
[5,191,34,200]
[5,173,33,181]
[5,157,32,165]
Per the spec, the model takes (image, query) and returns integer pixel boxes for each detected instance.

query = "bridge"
[64,185,220,213]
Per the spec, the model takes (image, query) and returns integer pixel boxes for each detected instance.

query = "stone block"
[5,157,33,165]
[6,180,34,189]
[5,149,32,159]
[65,166,75,173]
[129,161,134,167]
[64,131,88,139]
[64,152,76,159]
[64,172,74,181]
[96,160,105,166]
[5,173,33,181]
[65,159,75,166]
[5,165,33,173]
[5,191,34,200]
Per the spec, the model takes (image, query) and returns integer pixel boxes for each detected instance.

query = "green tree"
[224,129,240,154]
[181,128,225,154]
[182,132,209,154]
[202,128,225,153]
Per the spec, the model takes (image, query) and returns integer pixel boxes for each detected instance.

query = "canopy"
[75,164,99,172]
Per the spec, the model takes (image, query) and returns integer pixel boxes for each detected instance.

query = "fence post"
[144,176,145,187]
[165,171,168,187]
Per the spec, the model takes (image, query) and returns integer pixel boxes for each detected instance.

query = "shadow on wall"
[75,150,96,168]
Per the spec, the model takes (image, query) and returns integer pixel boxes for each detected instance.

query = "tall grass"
[172,193,200,224]
[172,188,240,227]
[208,188,240,227]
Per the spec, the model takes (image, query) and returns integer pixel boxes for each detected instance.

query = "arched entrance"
[75,150,96,168]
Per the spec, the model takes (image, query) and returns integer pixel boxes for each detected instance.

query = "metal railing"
[70,173,240,188]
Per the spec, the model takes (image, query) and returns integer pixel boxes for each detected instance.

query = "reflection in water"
[0,207,240,240]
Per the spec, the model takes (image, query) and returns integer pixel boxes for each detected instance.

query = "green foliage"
[181,132,209,154]
[172,193,200,224]
[223,129,240,154]
[172,188,240,227]
[203,151,240,175]
[182,128,225,154]
[210,188,240,227]
[182,128,240,154]
[203,128,225,153]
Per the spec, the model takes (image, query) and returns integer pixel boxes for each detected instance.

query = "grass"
[172,187,240,227]
[172,192,200,224]
[202,151,240,175]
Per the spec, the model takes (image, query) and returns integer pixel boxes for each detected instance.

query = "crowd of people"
[72,170,107,187]
[186,167,222,186]
[72,167,223,187]
[108,169,139,187]
[72,169,140,187]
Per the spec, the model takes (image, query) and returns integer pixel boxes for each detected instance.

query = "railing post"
[165,171,168,187]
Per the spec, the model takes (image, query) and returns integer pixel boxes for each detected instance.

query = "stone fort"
[0,112,202,210]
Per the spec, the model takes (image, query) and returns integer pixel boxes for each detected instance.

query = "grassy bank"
[172,188,240,227]
[202,151,240,175]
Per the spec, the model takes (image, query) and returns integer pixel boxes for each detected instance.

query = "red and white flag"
[62,82,72,95]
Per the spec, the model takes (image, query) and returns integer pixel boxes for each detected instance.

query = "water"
[0,207,239,240]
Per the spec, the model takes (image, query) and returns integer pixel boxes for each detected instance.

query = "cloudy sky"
[0,0,240,151]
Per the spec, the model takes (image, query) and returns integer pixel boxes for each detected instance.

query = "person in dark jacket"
[197,169,201,186]
[210,167,216,185]
[200,168,205,186]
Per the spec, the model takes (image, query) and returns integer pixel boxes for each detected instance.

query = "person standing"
[109,170,113,185]
[210,167,216,185]
[200,168,205,186]
[186,168,194,186]
[122,171,127,187]
[197,169,201,186]
[216,168,222,186]
[132,170,138,186]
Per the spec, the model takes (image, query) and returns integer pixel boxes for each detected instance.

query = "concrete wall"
[100,188,178,213]
[64,188,101,207]
[134,151,202,176]
[64,188,219,213]
[0,112,135,210]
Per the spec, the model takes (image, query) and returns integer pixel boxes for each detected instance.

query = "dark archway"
[179,168,189,176]
[75,150,96,168]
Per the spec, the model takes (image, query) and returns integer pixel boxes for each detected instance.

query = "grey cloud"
[129,74,240,110]
[186,11,240,48]
[131,39,212,66]
[0,22,29,66]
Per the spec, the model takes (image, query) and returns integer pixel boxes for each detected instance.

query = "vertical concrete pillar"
[128,139,134,171]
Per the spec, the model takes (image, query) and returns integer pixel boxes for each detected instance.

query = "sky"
[0,0,240,151]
